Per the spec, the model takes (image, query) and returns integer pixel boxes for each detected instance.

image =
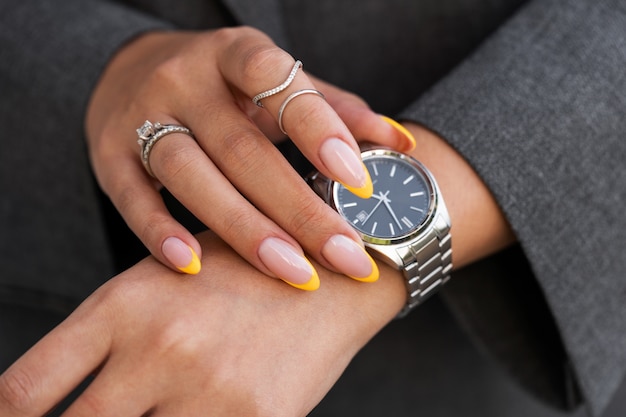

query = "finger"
[217,32,374,199]
[164,102,379,284]
[61,355,155,417]
[147,124,324,290]
[313,78,417,152]
[99,148,202,275]
[0,300,110,417]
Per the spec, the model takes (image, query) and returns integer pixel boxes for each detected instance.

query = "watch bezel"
[331,148,440,246]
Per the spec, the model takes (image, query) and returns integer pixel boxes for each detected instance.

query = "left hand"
[0,230,405,417]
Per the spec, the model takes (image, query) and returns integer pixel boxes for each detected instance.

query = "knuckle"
[0,368,37,413]
[140,212,173,247]
[241,46,283,78]
[152,317,206,363]
[113,182,138,216]
[222,28,293,86]
[218,128,265,179]
[286,102,325,133]
[219,206,257,244]
[147,55,188,96]
[154,140,203,181]
[286,196,333,239]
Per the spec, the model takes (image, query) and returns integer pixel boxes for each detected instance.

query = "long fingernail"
[319,138,373,199]
[321,235,379,283]
[380,115,416,151]
[162,237,201,275]
[258,237,320,291]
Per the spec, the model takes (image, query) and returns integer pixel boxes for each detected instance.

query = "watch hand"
[361,190,389,225]
[382,197,403,230]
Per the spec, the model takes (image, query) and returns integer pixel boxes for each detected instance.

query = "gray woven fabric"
[0,0,624,415]
[400,1,626,414]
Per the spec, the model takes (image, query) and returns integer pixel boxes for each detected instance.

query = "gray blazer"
[1,0,625,416]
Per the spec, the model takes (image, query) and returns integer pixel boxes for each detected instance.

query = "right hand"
[85,26,415,288]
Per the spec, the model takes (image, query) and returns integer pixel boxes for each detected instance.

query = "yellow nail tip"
[282,258,320,291]
[284,270,321,291]
[349,255,380,283]
[381,115,417,151]
[177,247,201,275]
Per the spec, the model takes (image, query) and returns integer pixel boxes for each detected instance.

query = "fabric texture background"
[0,0,624,416]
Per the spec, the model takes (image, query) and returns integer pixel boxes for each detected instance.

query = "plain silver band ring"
[251,60,302,107]
[136,120,195,177]
[277,89,326,135]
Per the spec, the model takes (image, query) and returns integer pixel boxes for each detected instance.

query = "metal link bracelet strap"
[395,213,452,318]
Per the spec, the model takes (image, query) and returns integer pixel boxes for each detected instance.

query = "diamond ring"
[136,120,194,177]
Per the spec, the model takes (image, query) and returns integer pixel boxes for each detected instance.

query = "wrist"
[403,122,515,268]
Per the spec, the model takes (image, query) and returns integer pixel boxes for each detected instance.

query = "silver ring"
[136,120,194,177]
[251,60,302,107]
[277,89,326,135]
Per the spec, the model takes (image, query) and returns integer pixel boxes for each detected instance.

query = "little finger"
[100,140,202,275]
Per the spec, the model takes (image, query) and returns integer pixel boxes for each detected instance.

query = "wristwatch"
[308,146,452,317]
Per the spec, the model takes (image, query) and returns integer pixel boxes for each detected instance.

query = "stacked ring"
[277,89,326,135]
[136,120,195,177]
[251,60,302,107]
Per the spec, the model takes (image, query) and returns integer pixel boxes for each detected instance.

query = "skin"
[0,123,514,416]
[0,27,515,416]
[85,27,414,283]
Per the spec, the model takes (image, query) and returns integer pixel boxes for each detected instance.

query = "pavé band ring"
[136,120,195,177]
[251,60,303,107]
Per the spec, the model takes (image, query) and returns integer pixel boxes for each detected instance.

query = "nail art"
[162,237,201,275]
[258,237,320,291]
[321,234,379,283]
[381,115,417,151]
[319,138,373,199]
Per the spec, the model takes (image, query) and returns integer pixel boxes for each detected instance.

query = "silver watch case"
[308,147,452,316]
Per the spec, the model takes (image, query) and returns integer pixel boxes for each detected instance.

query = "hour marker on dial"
[401,216,414,228]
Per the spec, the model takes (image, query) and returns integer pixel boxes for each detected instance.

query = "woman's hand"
[86,26,414,288]
[0,231,406,417]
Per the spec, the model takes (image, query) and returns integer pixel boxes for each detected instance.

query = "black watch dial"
[334,152,433,240]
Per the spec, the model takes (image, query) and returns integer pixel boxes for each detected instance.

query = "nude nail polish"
[258,237,320,291]
[319,138,373,199]
[322,234,379,283]
[162,237,201,275]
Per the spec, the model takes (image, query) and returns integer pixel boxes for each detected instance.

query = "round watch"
[308,147,452,317]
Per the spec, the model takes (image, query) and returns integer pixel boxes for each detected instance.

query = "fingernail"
[162,237,201,275]
[320,138,373,199]
[322,235,379,283]
[258,237,320,291]
[381,115,416,151]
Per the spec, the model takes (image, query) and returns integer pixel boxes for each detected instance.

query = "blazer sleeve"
[0,1,172,300]
[399,0,626,415]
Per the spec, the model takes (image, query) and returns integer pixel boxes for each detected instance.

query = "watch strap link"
[395,214,452,318]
